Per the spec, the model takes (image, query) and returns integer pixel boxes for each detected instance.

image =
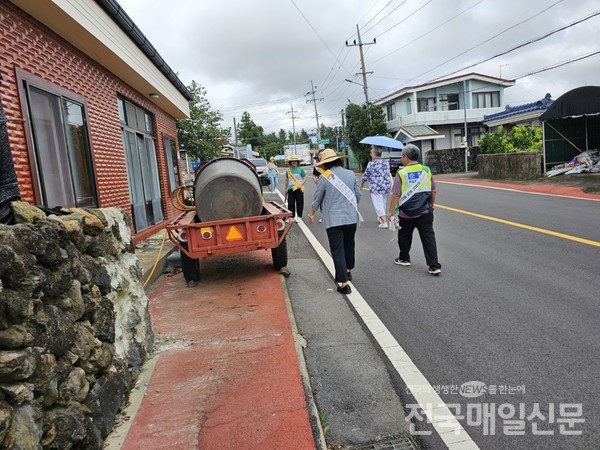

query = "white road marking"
[437,179,600,202]
[287,200,480,449]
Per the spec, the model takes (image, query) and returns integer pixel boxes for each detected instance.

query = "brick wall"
[0,2,180,240]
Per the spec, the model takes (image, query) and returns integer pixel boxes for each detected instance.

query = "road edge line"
[295,214,480,450]
[437,179,600,202]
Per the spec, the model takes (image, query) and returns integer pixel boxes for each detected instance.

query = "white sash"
[399,169,429,206]
[393,169,429,216]
[321,169,364,222]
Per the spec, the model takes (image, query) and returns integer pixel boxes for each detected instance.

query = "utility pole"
[346,24,376,121]
[341,108,348,168]
[233,117,238,146]
[287,105,298,155]
[306,81,323,139]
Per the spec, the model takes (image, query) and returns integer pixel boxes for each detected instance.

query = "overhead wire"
[374,0,434,39]
[382,0,566,96]
[370,0,486,64]
[361,0,409,36]
[427,9,600,82]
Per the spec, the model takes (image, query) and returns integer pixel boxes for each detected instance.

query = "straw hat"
[316,148,347,166]
[270,156,275,161]
[287,154,301,162]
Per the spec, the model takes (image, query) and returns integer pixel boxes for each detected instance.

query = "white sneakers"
[378,222,389,229]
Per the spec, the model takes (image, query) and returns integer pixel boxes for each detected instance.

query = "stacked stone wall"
[0,204,153,449]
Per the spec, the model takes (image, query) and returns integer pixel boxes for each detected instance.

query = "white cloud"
[117,0,600,134]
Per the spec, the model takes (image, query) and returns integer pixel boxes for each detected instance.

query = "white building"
[374,73,515,154]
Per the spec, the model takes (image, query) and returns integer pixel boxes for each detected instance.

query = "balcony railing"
[386,107,505,131]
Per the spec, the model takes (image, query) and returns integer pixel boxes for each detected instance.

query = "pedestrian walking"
[360,146,392,228]
[312,149,325,222]
[268,157,278,193]
[387,144,441,275]
[308,148,361,294]
[285,154,306,222]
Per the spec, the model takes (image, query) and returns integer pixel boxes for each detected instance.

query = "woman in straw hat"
[284,154,306,222]
[268,156,278,193]
[307,149,361,295]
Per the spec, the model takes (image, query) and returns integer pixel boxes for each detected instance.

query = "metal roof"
[483,94,553,122]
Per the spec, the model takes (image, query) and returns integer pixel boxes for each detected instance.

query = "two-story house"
[374,73,515,155]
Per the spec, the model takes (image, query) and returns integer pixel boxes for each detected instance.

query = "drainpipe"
[0,75,22,224]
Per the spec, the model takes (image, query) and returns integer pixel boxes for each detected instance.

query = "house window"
[386,103,396,121]
[119,97,164,232]
[21,78,97,208]
[163,136,180,190]
[418,97,435,112]
[472,92,500,108]
[406,98,412,115]
[439,94,459,111]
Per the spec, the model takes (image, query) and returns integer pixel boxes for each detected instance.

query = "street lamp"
[345,78,363,87]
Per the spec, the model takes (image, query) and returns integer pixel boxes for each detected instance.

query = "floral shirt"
[362,159,391,194]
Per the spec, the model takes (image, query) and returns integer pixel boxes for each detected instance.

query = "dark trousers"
[326,224,357,283]
[398,211,441,269]
[287,189,304,218]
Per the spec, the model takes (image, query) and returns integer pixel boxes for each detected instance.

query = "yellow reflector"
[225,225,243,241]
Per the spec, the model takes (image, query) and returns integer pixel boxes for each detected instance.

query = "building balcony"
[386,107,505,131]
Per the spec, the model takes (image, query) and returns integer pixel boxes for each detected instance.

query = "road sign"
[317,138,330,145]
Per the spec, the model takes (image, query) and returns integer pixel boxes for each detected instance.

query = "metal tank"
[193,158,263,221]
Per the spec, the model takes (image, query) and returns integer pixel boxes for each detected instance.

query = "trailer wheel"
[180,245,200,284]
[271,236,288,270]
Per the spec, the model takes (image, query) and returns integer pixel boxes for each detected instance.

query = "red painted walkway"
[121,251,314,450]
[436,177,600,200]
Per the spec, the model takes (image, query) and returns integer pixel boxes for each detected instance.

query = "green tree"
[345,102,388,169]
[238,111,266,149]
[278,129,287,143]
[176,81,230,161]
[508,125,542,152]
[479,125,542,154]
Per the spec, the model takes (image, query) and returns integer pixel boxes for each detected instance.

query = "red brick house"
[0,0,192,242]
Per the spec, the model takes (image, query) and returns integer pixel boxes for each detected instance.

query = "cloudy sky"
[117,0,600,135]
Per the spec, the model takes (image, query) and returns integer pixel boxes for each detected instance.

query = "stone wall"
[0,203,153,449]
[424,147,481,174]
[477,152,543,180]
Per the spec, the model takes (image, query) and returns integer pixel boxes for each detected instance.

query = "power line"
[289,0,338,61]
[361,0,394,29]
[513,48,600,80]
[370,0,486,64]
[374,0,433,39]
[428,9,600,82]
[385,0,565,94]
[361,0,409,36]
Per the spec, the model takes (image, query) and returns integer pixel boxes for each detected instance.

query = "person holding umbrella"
[360,146,392,228]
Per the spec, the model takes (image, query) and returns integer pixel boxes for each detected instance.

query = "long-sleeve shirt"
[311,166,361,229]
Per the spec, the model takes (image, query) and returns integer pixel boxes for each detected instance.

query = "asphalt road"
[298,174,600,449]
